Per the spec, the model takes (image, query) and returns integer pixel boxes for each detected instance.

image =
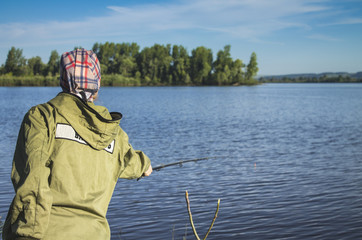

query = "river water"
[0,84,361,239]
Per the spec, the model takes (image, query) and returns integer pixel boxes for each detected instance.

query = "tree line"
[259,74,362,83]
[0,43,259,86]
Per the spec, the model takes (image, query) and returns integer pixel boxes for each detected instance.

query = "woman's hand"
[143,165,153,177]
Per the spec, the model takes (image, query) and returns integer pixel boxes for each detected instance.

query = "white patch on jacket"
[55,123,115,153]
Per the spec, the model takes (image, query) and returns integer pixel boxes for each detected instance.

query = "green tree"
[92,42,100,54]
[190,46,213,85]
[245,52,258,82]
[212,45,234,85]
[46,50,60,76]
[4,47,27,76]
[171,45,191,85]
[93,42,140,77]
[230,59,245,84]
[93,42,115,74]
[137,44,173,85]
[0,64,5,75]
[113,43,140,77]
[27,56,45,76]
[0,43,258,86]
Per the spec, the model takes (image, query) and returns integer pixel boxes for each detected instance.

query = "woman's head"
[59,49,101,102]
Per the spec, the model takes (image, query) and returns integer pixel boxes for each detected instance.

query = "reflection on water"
[1,84,362,239]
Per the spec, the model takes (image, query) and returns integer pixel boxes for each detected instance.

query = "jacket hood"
[48,92,122,150]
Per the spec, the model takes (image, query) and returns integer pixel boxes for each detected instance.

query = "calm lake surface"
[0,84,362,239]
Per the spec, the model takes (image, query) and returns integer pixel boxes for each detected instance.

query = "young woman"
[3,49,152,240]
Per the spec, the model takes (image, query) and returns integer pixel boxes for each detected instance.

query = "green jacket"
[2,93,151,240]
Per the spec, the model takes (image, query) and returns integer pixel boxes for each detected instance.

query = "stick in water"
[185,190,221,240]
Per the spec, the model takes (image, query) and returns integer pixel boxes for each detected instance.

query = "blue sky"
[0,0,361,75]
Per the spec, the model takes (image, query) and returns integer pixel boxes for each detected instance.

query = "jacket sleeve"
[7,106,53,239]
[118,129,151,179]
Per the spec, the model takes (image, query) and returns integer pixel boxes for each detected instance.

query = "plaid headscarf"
[60,49,101,101]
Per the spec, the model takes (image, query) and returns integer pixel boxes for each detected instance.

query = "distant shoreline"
[258,71,362,83]
[0,75,260,87]
[1,72,361,87]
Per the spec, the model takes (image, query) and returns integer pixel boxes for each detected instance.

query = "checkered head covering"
[60,49,101,101]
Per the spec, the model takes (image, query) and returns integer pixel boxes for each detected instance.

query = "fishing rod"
[137,156,224,181]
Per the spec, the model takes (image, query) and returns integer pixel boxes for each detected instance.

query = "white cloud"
[307,34,340,41]
[0,0,332,47]
[319,17,362,26]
